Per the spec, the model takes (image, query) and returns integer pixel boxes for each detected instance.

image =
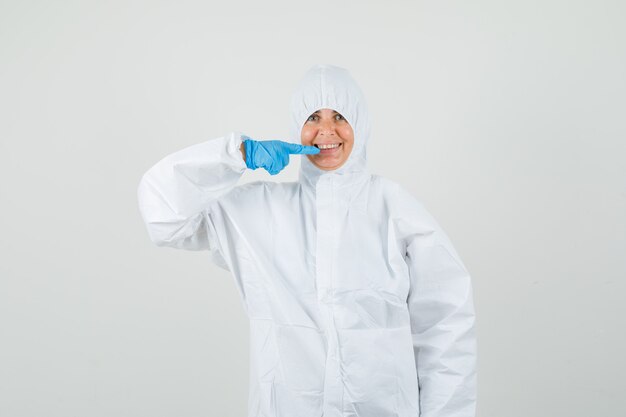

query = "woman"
[137,64,477,417]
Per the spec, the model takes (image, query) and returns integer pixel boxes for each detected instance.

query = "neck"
[298,154,370,191]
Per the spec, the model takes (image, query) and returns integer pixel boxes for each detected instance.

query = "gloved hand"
[242,136,320,175]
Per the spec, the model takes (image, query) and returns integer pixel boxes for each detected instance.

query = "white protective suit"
[137,64,477,417]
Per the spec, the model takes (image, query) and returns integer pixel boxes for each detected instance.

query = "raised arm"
[137,132,246,252]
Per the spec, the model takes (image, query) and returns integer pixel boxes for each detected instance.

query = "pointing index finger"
[283,142,320,155]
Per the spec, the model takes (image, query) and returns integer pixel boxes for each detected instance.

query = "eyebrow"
[313,110,340,114]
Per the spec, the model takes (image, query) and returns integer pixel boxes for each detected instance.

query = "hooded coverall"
[137,64,477,417]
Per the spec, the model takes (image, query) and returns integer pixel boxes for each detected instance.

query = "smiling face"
[300,108,354,171]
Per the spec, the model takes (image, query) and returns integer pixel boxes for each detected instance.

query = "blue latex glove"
[242,136,320,175]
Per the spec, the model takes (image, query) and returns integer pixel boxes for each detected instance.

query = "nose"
[319,118,336,136]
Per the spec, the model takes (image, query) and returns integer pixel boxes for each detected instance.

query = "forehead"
[312,109,340,114]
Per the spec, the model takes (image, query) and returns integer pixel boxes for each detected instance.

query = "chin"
[307,154,348,170]
[316,161,346,170]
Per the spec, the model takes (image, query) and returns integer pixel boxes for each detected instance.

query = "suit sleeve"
[396,188,477,417]
[137,132,246,267]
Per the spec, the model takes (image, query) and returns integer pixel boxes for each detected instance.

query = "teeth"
[318,143,340,149]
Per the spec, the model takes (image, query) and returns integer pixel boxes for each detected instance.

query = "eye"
[307,114,319,122]
[335,113,345,121]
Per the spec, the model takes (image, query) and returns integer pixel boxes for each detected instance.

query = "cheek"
[340,126,354,145]
[301,126,317,144]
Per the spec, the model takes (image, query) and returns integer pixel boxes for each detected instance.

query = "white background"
[1,1,625,416]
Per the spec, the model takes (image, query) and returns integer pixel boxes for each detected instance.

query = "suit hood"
[288,64,371,186]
